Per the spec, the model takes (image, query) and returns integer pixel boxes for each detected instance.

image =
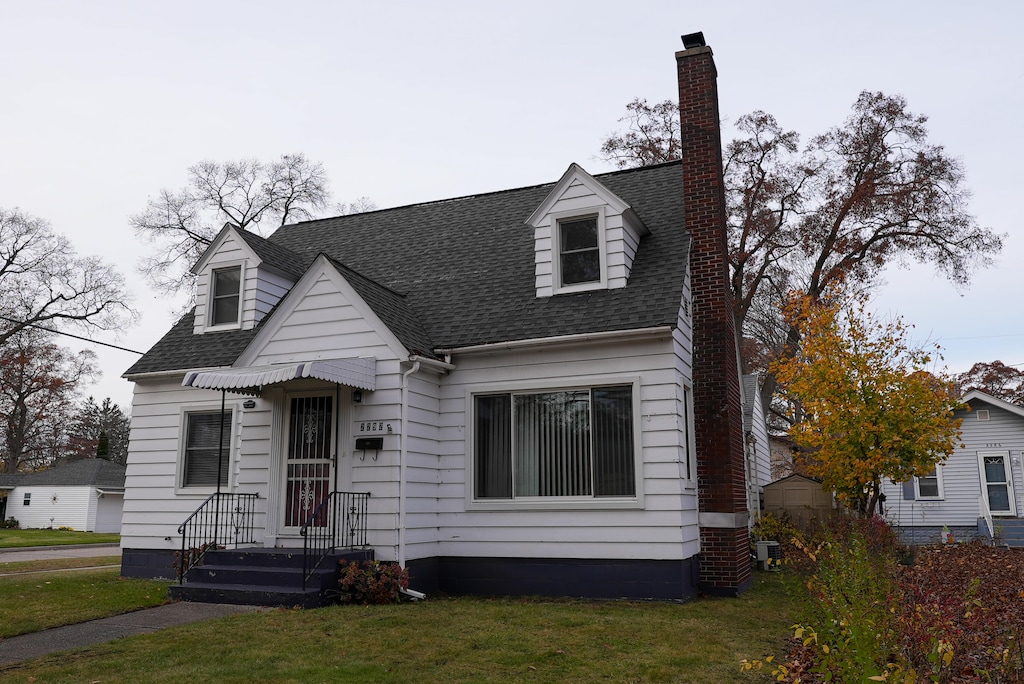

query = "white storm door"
[282,394,335,530]
[979,451,1016,516]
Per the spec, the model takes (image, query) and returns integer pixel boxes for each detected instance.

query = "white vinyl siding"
[881,397,1024,528]
[8,485,94,531]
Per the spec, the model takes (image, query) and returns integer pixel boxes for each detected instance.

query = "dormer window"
[559,216,600,285]
[211,266,241,326]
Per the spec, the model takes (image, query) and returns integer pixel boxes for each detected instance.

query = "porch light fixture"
[352,389,363,403]
[242,399,256,409]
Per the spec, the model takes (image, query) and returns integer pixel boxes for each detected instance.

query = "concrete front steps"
[169,547,374,608]
[993,517,1024,548]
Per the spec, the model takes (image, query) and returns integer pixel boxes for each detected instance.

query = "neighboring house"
[742,374,771,521]
[881,390,1024,546]
[3,459,125,533]
[120,35,753,600]
[769,434,797,481]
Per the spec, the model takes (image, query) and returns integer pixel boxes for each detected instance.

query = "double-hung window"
[916,466,942,499]
[558,216,600,286]
[181,410,232,488]
[210,266,241,326]
[474,385,635,500]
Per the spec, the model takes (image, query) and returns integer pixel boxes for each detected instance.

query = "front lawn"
[0,529,120,548]
[0,573,799,683]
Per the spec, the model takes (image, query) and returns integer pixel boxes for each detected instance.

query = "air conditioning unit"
[756,540,782,571]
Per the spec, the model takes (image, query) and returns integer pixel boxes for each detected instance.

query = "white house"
[881,390,1024,546]
[119,34,754,602]
[742,374,771,521]
[3,459,125,533]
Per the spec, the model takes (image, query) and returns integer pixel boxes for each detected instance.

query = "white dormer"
[527,164,649,298]
[191,225,298,335]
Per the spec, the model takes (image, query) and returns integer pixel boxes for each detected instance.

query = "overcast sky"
[2,0,1021,410]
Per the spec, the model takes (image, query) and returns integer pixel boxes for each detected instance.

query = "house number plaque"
[357,421,393,434]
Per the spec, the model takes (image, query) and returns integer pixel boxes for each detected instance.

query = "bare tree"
[131,153,332,297]
[601,92,1004,428]
[0,209,135,349]
[599,98,681,169]
[0,329,97,473]
[956,361,1024,405]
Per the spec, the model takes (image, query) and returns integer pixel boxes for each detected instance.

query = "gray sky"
[2,0,1021,410]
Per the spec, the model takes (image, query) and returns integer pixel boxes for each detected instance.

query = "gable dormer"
[191,224,302,335]
[527,164,649,298]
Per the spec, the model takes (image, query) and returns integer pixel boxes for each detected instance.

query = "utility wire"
[0,315,145,355]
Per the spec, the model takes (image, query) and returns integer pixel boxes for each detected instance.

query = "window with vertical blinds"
[182,410,232,487]
[475,385,635,499]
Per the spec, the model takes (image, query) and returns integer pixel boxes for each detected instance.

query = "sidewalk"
[0,543,121,563]
[0,602,264,666]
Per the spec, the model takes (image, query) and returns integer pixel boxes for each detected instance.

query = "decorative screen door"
[284,395,335,529]
[980,451,1016,516]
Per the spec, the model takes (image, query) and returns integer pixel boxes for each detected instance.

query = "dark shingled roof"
[234,229,307,279]
[11,459,126,488]
[128,161,690,374]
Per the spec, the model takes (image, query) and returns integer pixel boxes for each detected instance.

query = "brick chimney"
[676,32,752,595]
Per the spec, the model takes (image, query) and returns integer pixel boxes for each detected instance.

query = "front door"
[283,394,336,530]
[980,451,1016,516]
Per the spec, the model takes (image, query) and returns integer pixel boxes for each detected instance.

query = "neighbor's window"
[182,410,232,488]
[916,466,941,499]
[210,266,241,326]
[23,493,30,506]
[558,216,600,286]
[475,385,635,499]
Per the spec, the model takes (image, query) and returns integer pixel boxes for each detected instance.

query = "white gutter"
[436,326,674,355]
[398,360,421,567]
[409,354,455,372]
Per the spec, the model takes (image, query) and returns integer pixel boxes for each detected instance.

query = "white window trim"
[464,374,643,511]
[914,465,944,500]
[551,207,608,295]
[204,261,246,332]
[176,402,238,494]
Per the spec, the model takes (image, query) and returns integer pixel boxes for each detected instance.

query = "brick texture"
[676,44,752,593]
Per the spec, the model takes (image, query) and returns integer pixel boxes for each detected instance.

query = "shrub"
[339,560,409,605]
[0,517,19,529]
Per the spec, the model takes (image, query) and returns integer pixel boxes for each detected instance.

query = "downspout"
[398,361,420,567]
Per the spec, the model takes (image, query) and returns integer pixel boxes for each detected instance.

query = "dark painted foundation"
[407,555,701,601]
[126,548,706,601]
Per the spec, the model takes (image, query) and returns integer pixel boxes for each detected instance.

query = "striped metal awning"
[182,357,376,396]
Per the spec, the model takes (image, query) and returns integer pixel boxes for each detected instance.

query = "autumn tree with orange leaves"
[772,292,962,516]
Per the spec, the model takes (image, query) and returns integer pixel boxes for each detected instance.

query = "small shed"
[763,474,834,528]
[7,459,125,532]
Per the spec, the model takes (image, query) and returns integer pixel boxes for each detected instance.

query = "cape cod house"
[882,390,1024,547]
[119,34,752,604]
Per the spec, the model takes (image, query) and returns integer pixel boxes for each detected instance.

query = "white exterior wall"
[423,329,698,563]
[881,398,1024,528]
[8,485,93,530]
[533,176,646,297]
[253,269,294,324]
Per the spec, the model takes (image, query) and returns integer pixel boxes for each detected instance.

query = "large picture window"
[475,385,635,499]
[182,410,232,488]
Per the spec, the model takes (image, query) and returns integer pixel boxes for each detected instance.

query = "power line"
[0,316,145,355]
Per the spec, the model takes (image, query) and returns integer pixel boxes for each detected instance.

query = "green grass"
[0,573,803,683]
[0,528,120,547]
[0,568,169,638]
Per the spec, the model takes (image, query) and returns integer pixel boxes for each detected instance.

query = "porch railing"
[980,495,996,543]
[300,490,371,589]
[176,492,260,583]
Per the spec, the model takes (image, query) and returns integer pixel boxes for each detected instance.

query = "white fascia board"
[962,390,1024,420]
[233,254,410,367]
[525,163,632,228]
[189,223,262,276]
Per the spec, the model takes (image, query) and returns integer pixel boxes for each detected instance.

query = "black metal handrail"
[300,491,371,589]
[176,492,259,583]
